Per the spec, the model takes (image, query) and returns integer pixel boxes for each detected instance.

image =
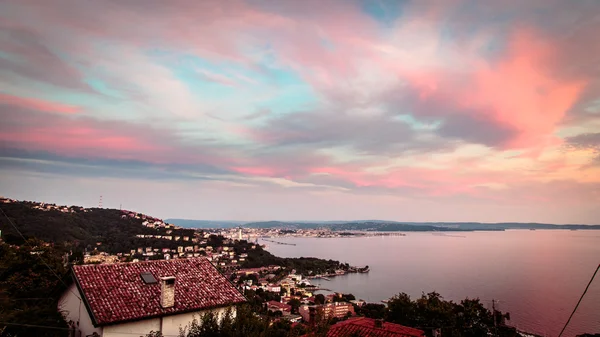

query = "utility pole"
[99,195,103,208]
[492,299,498,336]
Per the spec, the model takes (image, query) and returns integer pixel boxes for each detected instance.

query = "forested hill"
[0,198,193,253]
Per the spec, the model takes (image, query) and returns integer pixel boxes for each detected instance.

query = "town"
[1,197,392,336]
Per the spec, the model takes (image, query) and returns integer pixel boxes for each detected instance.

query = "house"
[266,301,292,315]
[299,302,355,322]
[59,258,246,337]
[266,284,281,293]
[283,314,302,323]
[325,317,424,337]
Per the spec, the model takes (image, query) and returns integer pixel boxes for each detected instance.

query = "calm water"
[263,230,600,336]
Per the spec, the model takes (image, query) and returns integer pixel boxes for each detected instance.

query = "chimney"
[374,319,384,328]
[160,276,176,308]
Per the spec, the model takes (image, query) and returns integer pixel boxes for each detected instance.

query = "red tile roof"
[73,258,246,326]
[267,300,292,312]
[326,317,425,337]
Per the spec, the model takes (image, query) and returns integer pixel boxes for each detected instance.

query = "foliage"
[168,305,310,337]
[0,241,70,337]
[385,292,519,337]
[356,303,386,319]
[287,298,302,314]
[333,294,355,302]
[243,246,346,275]
[0,201,195,254]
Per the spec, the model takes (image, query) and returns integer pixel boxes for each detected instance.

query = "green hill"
[0,200,194,253]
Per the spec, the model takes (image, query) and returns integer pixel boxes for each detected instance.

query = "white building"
[59,258,246,337]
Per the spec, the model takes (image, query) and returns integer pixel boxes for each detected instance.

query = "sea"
[262,230,600,336]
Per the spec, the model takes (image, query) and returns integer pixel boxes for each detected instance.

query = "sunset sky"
[1,1,599,223]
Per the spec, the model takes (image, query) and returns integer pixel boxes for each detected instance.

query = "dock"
[261,238,297,246]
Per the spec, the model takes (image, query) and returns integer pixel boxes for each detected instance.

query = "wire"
[0,322,182,336]
[0,206,82,301]
[558,263,600,337]
[0,322,70,331]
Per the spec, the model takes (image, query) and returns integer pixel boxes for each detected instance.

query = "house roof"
[72,257,246,326]
[266,300,291,311]
[326,317,425,337]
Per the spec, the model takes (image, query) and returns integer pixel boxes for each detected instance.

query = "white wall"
[103,318,161,337]
[59,284,103,337]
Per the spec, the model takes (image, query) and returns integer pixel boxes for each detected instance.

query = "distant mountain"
[155,217,600,231]
[242,221,468,231]
[165,219,247,228]
[242,221,600,231]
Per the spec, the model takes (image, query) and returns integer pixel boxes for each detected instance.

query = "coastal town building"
[299,302,355,322]
[59,258,246,337]
[266,301,292,315]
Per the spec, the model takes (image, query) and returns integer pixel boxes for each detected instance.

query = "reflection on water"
[264,230,600,336]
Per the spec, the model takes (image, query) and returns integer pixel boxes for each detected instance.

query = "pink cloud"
[381,27,586,150]
[0,92,80,114]
[0,103,231,167]
[471,29,585,148]
[230,166,278,177]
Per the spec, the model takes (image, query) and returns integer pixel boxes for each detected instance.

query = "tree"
[386,293,415,325]
[288,298,302,314]
[0,241,70,337]
[314,294,326,305]
[358,303,387,319]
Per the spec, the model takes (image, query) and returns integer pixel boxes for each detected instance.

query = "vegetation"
[0,240,70,337]
[243,245,348,275]
[146,305,311,337]
[382,292,518,337]
[0,201,195,254]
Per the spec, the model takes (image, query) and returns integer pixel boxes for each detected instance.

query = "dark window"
[140,272,157,284]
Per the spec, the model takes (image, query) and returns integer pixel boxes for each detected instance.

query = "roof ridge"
[73,257,206,268]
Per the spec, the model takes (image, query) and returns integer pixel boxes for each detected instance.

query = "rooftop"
[72,257,246,326]
[326,317,425,337]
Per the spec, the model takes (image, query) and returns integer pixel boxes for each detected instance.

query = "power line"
[0,206,81,301]
[558,263,600,337]
[0,322,182,336]
[0,322,70,331]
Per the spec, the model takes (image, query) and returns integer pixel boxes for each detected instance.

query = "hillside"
[0,198,194,253]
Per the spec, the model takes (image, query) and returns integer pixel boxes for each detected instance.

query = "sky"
[0,1,599,224]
